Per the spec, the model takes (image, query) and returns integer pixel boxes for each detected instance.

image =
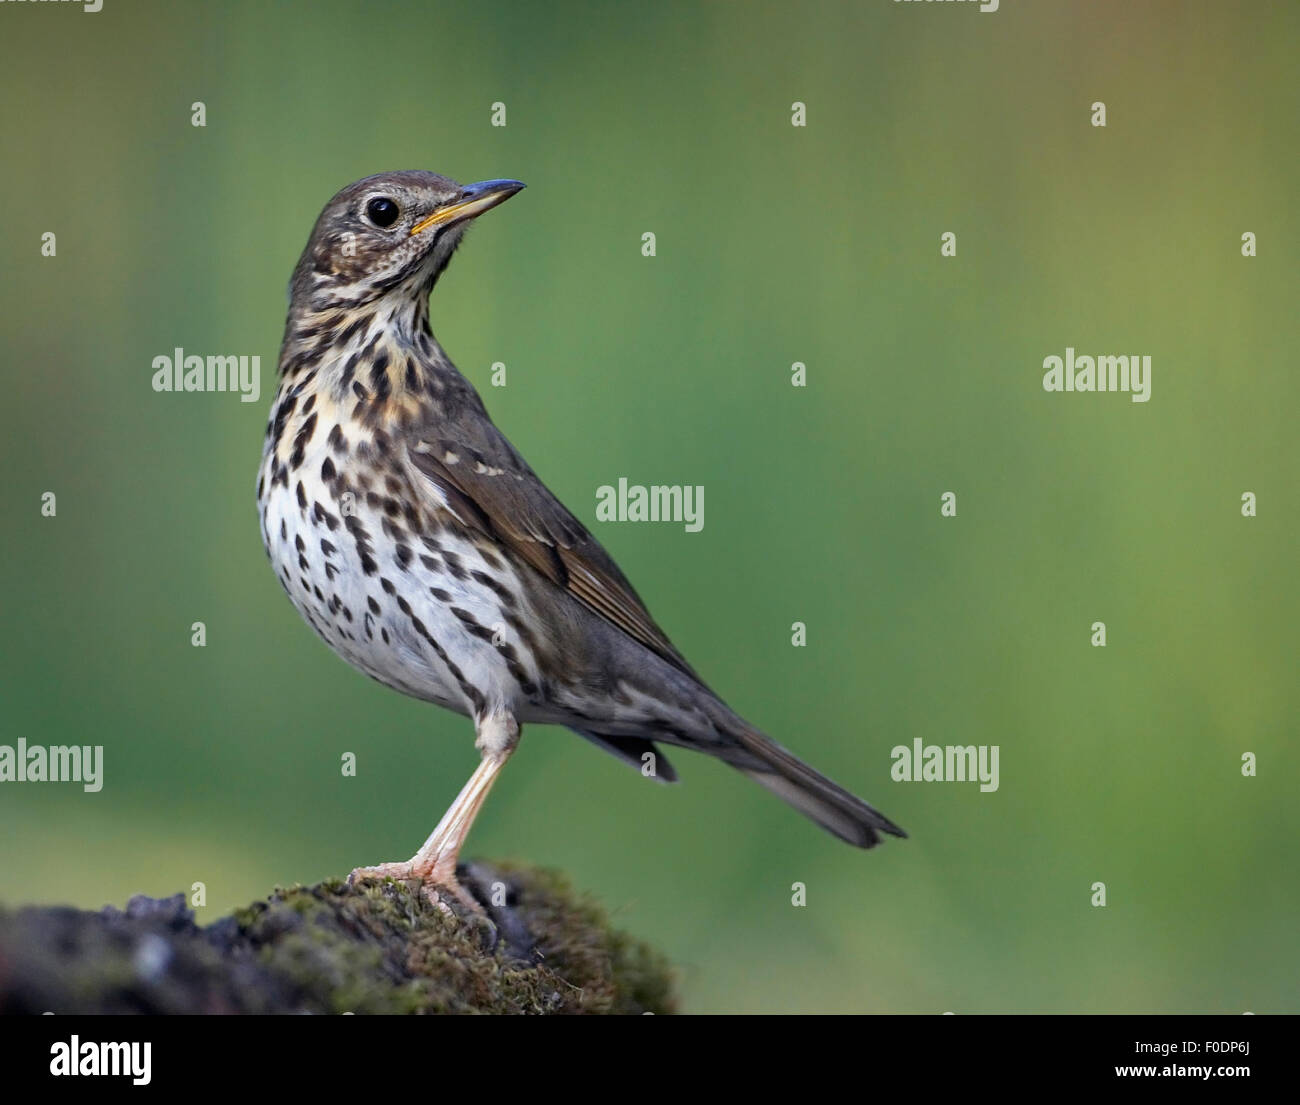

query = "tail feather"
[730,725,906,849]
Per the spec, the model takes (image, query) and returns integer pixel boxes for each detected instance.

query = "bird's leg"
[349,712,520,914]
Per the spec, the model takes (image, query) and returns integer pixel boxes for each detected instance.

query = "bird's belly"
[258,454,544,719]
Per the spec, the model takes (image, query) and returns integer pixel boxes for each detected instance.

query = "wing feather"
[405,419,698,680]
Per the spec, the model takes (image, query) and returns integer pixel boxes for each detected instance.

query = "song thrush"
[257,170,905,909]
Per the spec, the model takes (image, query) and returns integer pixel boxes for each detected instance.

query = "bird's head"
[288,170,524,312]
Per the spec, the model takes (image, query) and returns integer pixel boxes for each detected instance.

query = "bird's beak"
[410,179,526,236]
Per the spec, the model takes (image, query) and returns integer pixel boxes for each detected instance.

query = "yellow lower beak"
[409,179,526,236]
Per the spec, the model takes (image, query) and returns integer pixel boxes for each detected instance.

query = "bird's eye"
[365,197,400,228]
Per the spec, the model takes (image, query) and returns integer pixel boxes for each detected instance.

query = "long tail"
[727,723,907,848]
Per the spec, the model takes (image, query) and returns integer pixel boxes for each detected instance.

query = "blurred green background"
[1,0,1295,1013]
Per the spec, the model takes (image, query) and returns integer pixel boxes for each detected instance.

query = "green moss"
[488,863,677,1015]
[235,865,676,1014]
[0,862,676,1015]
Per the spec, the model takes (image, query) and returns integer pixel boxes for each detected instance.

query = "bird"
[257,170,906,910]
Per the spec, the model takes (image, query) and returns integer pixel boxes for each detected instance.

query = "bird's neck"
[277,292,465,427]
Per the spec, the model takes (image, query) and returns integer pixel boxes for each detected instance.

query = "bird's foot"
[348,859,488,922]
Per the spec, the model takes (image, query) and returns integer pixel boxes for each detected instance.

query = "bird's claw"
[348,861,493,934]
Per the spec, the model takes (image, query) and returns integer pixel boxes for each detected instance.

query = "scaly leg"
[349,712,519,912]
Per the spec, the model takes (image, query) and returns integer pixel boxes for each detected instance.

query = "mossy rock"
[0,862,675,1015]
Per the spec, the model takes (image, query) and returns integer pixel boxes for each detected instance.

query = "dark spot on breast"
[338,314,368,346]
[271,394,297,448]
[313,502,340,531]
[442,550,466,579]
[290,411,318,468]
[506,613,543,660]
[471,570,516,607]
[450,606,481,628]
[339,351,361,390]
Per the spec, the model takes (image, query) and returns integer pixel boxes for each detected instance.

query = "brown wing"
[404,411,699,681]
